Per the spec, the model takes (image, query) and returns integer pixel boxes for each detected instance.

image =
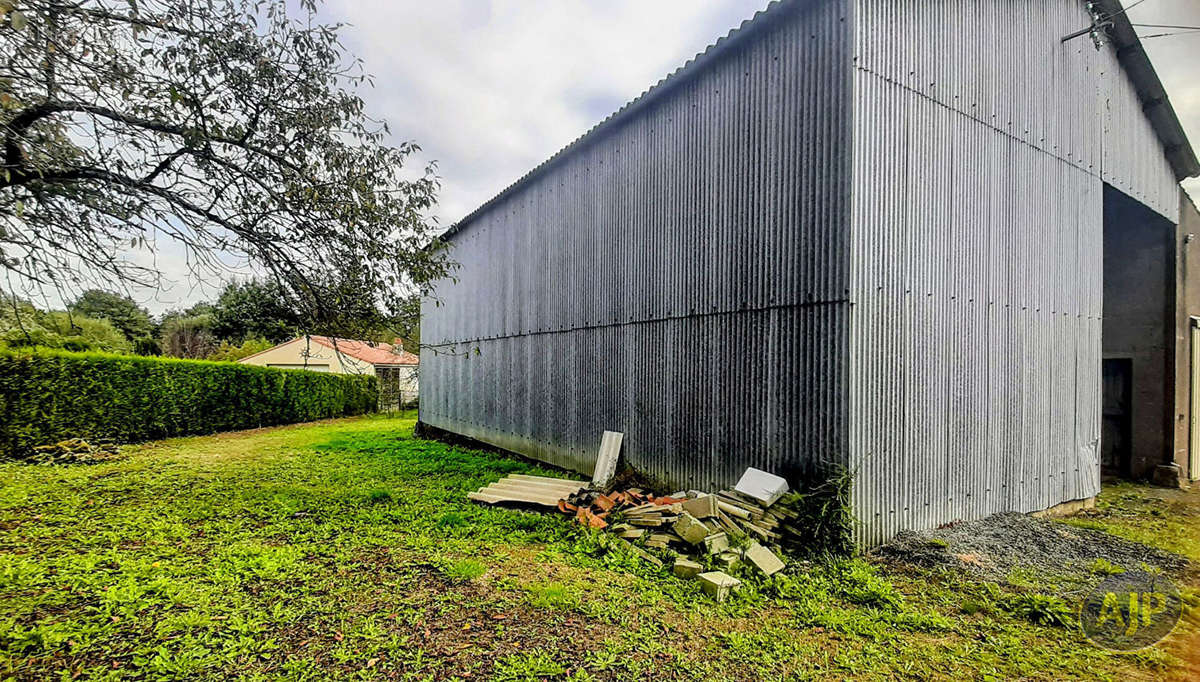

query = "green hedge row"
[0,348,378,458]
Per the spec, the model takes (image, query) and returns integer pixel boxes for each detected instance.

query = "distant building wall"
[238,337,375,375]
[1172,193,1200,478]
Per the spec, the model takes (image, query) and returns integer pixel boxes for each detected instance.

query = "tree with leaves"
[0,0,449,341]
[0,298,131,352]
[69,289,154,343]
[210,279,297,344]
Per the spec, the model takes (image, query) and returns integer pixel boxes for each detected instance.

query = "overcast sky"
[128,0,1200,312]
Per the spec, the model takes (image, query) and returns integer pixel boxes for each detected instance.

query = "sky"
[111,0,1200,313]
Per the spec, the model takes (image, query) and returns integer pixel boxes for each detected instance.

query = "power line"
[1138,29,1200,39]
[1133,23,1200,30]
[1109,0,1152,20]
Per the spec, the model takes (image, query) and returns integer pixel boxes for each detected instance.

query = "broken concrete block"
[619,528,645,540]
[703,531,730,555]
[627,543,663,567]
[673,558,703,579]
[716,552,741,570]
[672,512,710,545]
[592,431,623,488]
[733,468,789,506]
[1153,463,1186,489]
[682,494,719,519]
[744,542,785,576]
[629,517,664,527]
[697,571,741,603]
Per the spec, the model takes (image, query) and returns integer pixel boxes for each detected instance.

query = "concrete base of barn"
[1029,496,1097,519]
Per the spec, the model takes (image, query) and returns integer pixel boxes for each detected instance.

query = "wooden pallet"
[468,474,588,507]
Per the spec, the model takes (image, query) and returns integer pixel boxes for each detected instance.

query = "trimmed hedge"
[0,348,377,458]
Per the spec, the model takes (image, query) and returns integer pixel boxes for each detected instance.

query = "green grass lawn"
[1,412,1196,681]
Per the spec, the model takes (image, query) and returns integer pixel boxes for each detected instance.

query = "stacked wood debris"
[469,467,805,602]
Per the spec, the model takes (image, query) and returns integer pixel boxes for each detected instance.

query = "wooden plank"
[720,489,770,512]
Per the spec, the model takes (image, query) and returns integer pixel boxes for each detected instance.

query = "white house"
[239,336,419,408]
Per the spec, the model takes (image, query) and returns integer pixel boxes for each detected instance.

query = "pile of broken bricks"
[557,468,795,602]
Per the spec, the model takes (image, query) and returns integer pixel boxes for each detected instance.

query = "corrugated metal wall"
[423,0,1184,546]
[848,0,1179,544]
[421,0,853,490]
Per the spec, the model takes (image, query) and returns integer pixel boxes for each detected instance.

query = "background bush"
[0,348,377,458]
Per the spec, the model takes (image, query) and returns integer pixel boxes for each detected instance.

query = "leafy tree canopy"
[211,279,298,344]
[1,299,131,352]
[69,289,154,343]
[0,0,449,341]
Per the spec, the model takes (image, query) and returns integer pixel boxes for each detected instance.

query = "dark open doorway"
[1101,358,1132,477]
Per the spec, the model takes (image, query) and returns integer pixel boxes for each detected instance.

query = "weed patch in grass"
[442,558,486,582]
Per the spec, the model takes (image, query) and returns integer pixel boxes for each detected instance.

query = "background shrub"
[0,348,377,458]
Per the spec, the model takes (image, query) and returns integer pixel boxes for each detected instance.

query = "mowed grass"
[0,412,1195,680]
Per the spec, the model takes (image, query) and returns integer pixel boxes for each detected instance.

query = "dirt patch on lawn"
[874,511,1188,584]
[405,570,615,679]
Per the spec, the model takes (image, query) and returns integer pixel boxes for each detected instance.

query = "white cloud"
[322,0,765,226]
[53,0,1200,312]
[329,0,1200,225]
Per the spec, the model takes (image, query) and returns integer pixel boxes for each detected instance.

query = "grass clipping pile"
[471,466,849,603]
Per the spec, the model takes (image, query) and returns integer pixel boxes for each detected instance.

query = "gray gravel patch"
[873,512,1188,584]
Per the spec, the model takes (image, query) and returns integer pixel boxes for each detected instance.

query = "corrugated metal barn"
[419,0,1199,545]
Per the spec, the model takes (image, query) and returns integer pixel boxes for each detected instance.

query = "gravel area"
[874,512,1188,584]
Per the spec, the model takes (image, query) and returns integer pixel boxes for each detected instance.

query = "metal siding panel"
[420,0,853,492]
[849,0,1128,545]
